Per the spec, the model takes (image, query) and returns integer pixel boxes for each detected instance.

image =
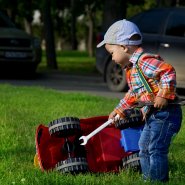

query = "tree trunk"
[43,0,57,69]
[71,0,78,50]
[24,19,32,35]
[6,8,17,23]
[87,16,93,57]
[86,5,94,57]
[102,0,127,32]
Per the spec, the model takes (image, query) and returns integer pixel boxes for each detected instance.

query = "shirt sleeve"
[140,55,176,100]
[114,89,137,116]
[156,62,176,99]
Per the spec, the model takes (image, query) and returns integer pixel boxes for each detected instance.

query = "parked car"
[96,7,185,92]
[0,11,41,75]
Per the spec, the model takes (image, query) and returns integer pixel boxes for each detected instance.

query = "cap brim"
[96,40,105,48]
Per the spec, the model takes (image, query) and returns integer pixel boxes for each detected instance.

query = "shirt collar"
[129,47,144,65]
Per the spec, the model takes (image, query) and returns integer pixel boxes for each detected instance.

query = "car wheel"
[55,157,89,174]
[105,60,127,92]
[48,117,81,137]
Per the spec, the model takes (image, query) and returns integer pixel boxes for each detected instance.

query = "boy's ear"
[121,45,129,53]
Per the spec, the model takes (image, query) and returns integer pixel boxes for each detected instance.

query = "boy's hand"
[108,110,125,126]
[154,96,168,109]
[108,110,117,120]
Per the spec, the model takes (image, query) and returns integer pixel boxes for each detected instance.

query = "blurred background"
[0,0,185,94]
[0,0,184,67]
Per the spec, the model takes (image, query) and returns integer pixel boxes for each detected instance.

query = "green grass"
[38,50,98,75]
[0,84,185,185]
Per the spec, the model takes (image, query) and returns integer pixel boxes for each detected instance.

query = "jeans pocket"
[152,110,169,121]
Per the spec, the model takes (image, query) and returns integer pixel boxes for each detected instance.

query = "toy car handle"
[79,114,120,145]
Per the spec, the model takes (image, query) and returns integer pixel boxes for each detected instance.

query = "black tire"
[122,153,141,172]
[115,109,144,130]
[48,117,81,137]
[105,60,127,92]
[55,157,89,174]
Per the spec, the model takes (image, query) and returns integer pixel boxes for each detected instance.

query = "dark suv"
[96,7,185,92]
[0,11,41,75]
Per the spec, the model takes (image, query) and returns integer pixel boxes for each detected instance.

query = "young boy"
[97,19,182,182]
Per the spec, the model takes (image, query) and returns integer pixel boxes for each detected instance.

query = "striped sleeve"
[140,55,176,100]
[156,62,176,99]
[114,89,137,116]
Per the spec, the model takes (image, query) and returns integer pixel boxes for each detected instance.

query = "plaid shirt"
[115,47,176,116]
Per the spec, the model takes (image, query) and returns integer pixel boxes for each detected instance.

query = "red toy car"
[34,115,142,173]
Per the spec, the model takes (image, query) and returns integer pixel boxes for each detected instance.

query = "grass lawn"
[38,50,98,75]
[0,84,185,185]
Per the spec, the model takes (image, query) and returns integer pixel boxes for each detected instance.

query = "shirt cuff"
[114,107,126,118]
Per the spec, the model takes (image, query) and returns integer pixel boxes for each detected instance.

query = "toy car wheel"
[115,109,144,130]
[122,152,141,172]
[55,157,88,174]
[48,117,81,137]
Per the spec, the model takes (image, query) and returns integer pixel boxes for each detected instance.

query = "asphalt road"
[0,71,185,99]
[0,71,124,99]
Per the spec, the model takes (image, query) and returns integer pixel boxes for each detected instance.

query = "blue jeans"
[138,105,182,182]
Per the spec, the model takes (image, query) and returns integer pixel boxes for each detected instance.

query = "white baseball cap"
[97,19,142,48]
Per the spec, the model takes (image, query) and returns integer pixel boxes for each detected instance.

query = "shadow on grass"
[0,70,44,80]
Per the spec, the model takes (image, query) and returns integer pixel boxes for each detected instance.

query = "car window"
[131,9,168,34]
[165,11,185,37]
